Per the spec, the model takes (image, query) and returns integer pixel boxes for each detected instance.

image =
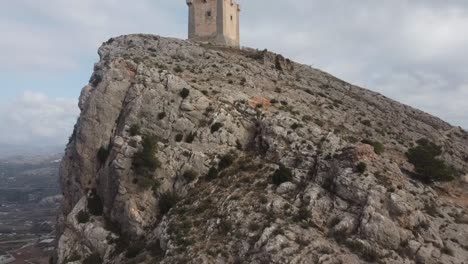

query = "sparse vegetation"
[136,177,160,191]
[218,154,235,170]
[180,88,190,99]
[185,131,196,143]
[356,162,367,174]
[182,169,198,182]
[175,134,184,142]
[272,164,293,185]
[125,242,143,259]
[129,124,141,136]
[210,122,224,133]
[87,189,103,216]
[174,65,183,73]
[361,120,372,127]
[205,167,219,181]
[133,135,161,176]
[159,192,180,215]
[157,112,167,120]
[97,145,110,165]
[406,139,455,182]
[76,210,90,224]
[83,253,102,264]
[362,139,385,155]
[294,207,311,222]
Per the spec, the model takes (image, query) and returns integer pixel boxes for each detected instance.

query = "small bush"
[291,123,300,130]
[175,134,184,142]
[218,154,234,170]
[206,167,218,181]
[179,88,190,99]
[361,120,372,127]
[240,77,247,86]
[294,207,311,222]
[361,139,385,155]
[406,139,455,182]
[87,189,103,216]
[157,112,166,120]
[248,222,261,232]
[125,242,143,259]
[76,210,90,224]
[185,131,196,143]
[356,162,367,174]
[174,65,183,73]
[210,122,224,133]
[159,192,180,215]
[129,124,141,136]
[133,136,161,176]
[137,177,160,190]
[182,170,198,182]
[218,219,232,235]
[97,146,110,165]
[272,164,293,185]
[83,253,102,264]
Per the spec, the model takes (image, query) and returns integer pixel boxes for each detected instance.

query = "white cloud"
[0,91,79,146]
[0,0,467,152]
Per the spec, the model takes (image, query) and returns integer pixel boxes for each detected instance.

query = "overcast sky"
[1,0,467,154]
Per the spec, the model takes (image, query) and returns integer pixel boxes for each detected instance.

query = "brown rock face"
[56,35,468,264]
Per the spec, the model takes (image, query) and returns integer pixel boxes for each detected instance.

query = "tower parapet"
[187,0,240,47]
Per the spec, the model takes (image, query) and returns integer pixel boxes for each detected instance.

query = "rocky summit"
[56,34,468,264]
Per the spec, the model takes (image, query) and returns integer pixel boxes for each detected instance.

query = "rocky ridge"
[56,34,468,264]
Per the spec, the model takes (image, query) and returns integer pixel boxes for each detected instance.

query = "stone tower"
[186,0,240,47]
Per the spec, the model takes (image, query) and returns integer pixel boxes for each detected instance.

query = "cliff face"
[57,35,468,264]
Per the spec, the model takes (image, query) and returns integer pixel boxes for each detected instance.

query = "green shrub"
[206,167,218,181]
[240,77,247,86]
[361,120,372,126]
[356,162,367,174]
[362,139,385,155]
[125,242,143,259]
[179,88,190,99]
[129,124,141,136]
[174,65,183,73]
[210,122,224,133]
[133,136,161,176]
[87,189,103,216]
[185,131,196,143]
[272,164,293,185]
[76,210,90,224]
[97,146,110,165]
[294,207,311,222]
[157,112,166,120]
[182,170,198,182]
[248,222,261,232]
[83,253,102,264]
[137,177,160,191]
[406,139,455,182]
[159,192,180,215]
[175,134,184,142]
[218,154,234,170]
[291,123,301,130]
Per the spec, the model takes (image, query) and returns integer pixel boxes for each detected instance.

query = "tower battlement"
[187,0,240,47]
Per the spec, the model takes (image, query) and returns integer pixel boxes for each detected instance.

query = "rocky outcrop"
[56,35,468,264]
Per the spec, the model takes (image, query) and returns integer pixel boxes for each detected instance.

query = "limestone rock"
[55,35,468,264]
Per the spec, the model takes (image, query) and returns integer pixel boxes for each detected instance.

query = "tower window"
[207,11,212,17]
[231,15,233,21]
